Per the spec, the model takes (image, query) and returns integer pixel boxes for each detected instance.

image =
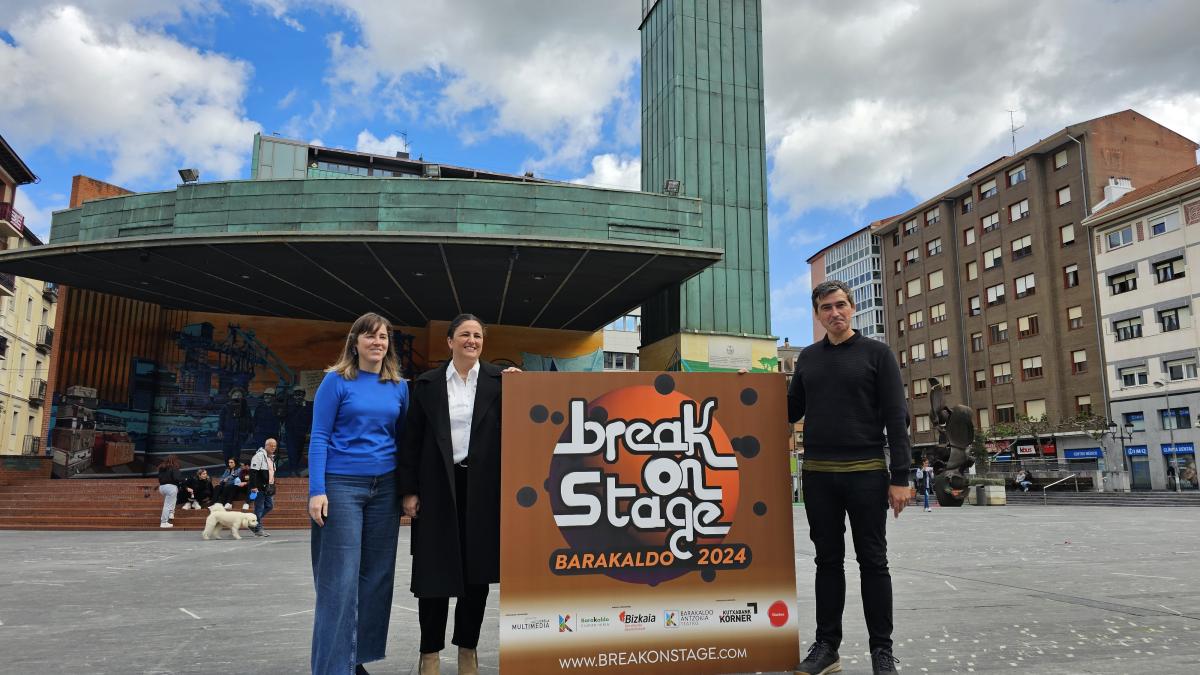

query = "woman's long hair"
[327,312,403,383]
[158,454,180,471]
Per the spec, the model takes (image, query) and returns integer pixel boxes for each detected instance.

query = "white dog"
[203,504,259,540]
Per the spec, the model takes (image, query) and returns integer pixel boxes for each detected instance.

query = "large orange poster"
[500,372,799,674]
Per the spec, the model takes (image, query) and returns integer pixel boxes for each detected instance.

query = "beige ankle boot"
[418,652,440,675]
[457,647,479,675]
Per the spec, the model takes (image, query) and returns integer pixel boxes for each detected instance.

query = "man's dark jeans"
[253,489,274,531]
[802,469,893,652]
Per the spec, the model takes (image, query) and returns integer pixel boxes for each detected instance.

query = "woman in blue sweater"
[308,312,409,675]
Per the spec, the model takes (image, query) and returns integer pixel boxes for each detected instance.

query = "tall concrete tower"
[639,0,775,372]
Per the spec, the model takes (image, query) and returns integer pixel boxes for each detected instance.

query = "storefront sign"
[1162,443,1196,455]
[500,373,799,674]
[1016,444,1036,456]
[1126,445,1148,457]
[1064,448,1103,459]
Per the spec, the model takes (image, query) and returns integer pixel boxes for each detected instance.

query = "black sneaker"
[797,641,840,675]
[871,647,899,674]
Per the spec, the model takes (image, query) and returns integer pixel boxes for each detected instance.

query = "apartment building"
[0,134,56,456]
[805,218,893,343]
[877,110,1198,462]
[1084,164,1200,490]
[602,308,641,371]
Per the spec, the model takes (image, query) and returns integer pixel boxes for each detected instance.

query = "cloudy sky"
[2,0,1199,344]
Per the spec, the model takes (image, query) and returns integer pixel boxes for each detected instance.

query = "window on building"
[974,370,987,390]
[605,314,641,332]
[892,232,900,246]
[894,259,902,274]
[1072,349,1088,374]
[1125,411,1145,431]
[1007,165,1027,186]
[969,296,981,316]
[992,362,1012,385]
[986,282,1006,306]
[1054,149,1069,170]
[1009,199,1030,222]
[1160,407,1191,430]
[984,246,1003,269]
[912,378,929,398]
[1057,186,1072,206]
[1109,270,1137,295]
[1015,273,1036,298]
[899,350,907,368]
[1119,366,1149,388]
[1113,316,1143,341]
[18,352,25,379]
[963,227,976,246]
[908,309,925,329]
[25,297,32,321]
[1021,356,1044,380]
[1026,399,1047,420]
[962,195,974,214]
[915,415,932,433]
[1064,263,1079,288]
[1068,305,1084,330]
[1149,215,1178,236]
[928,269,944,290]
[996,404,1016,424]
[896,288,904,305]
[978,407,991,430]
[930,303,947,324]
[971,332,984,352]
[603,352,639,370]
[932,337,949,358]
[1011,234,1032,260]
[1166,357,1198,381]
[907,278,922,298]
[989,321,1009,344]
[982,212,1000,232]
[980,178,998,199]
[1106,226,1133,250]
[904,219,918,236]
[910,343,926,362]
[1076,395,1092,415]
[1154,257,1186,283]
[905,248,919,265]
[934,374,952,393]
[925,208,940,226]
[1017,314,1039,338]
[1060,223,1076,246]
[927,238,943,256]
[966,260,978,280]
[1159,306,1190,332]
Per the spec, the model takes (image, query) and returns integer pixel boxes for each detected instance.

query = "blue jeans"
[253,488,274,531]
[311,472,400,674]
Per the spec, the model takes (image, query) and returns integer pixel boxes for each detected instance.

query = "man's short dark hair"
[811,279,854,310]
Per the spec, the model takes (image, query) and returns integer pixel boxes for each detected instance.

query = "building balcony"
[36,324,53,353]
[0,202,24,239]
[43,281,59,303]
[0,335,7,360]
[21,434,41,456]
[0,272,14,297]
[29,378,46,407]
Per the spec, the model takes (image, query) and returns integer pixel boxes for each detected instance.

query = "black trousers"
[802,469,893,652]
[418,463,490,653]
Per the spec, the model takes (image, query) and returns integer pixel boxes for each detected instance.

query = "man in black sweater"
[791,280,910,675]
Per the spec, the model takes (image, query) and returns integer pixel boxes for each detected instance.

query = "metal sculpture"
[927,378,975,506]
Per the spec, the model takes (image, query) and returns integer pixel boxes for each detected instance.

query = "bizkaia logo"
[619,610,657,630]
[768,600,790,628]
[546,378,754,586]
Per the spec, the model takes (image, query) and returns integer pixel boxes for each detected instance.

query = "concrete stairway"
[1005,490,1200,507]
[0,478,317,530]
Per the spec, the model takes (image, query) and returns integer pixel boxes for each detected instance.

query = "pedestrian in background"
[156,455,183,529]
[915,458,933,512]
[308,312,409,675]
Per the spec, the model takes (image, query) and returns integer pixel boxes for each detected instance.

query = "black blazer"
[399,360,503,597]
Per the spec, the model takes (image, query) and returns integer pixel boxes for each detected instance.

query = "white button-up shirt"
[445,361,480,465]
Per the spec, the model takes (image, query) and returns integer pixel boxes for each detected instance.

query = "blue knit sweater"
[308,370,409,497]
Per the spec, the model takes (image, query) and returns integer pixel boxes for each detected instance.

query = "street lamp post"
[1106,419,1136,484]
[1153,380,1181,493]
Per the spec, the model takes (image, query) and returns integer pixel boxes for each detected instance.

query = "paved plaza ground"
[2,505,1199,674]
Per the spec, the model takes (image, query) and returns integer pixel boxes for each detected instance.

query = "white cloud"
[761,0,1200,216]
[278,87,300,109]
[318,1,639,172]
[570,154,640,191]
[355,129,409,157]
[13,190,59,242]
[0,6,260,187]
[249,0,305,31]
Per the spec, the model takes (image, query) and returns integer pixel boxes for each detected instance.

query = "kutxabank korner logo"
[542,377,763,586]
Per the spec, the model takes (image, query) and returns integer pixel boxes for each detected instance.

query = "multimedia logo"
[510,617,552,631]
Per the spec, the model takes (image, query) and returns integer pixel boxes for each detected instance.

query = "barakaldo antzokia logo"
[543,376,758,586]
